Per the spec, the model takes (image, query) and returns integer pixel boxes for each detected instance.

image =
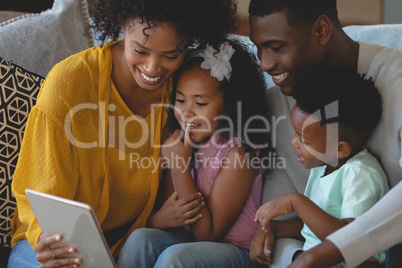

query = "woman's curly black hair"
[292,67,382,152]
[166,38,272,159]
[89,0,238,47]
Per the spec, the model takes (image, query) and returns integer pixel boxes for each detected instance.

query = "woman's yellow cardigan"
[10,41,171,257]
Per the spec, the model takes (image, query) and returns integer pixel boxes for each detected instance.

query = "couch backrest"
[344,24,402,51]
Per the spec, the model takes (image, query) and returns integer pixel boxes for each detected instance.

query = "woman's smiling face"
[123,18,188,91]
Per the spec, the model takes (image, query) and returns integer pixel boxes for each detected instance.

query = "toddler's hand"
[255,193,299,231]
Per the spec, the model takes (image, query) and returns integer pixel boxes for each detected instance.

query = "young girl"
[117,39,271,267]
[8,0,237,267]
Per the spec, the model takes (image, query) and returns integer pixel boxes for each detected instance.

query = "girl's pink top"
[185,132,264,249]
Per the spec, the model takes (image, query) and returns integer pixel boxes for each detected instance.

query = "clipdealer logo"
[63,101,288,169]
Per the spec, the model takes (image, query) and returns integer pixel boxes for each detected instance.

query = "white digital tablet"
[25,189,117,268]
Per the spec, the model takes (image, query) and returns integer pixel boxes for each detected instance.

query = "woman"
[8,0,237,267]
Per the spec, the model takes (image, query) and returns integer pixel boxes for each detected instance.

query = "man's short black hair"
[249,0,340,28]
[292,67,382,150]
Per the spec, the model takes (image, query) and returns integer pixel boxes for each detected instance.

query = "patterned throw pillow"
[0,57,44,249]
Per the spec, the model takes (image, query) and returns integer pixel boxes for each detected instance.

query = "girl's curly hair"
[167,38,272,159]
[89,0,238,47]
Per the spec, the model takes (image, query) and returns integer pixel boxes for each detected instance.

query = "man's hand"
[289,240,344,268]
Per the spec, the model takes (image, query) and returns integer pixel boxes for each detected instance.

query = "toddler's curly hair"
[292,67,382,152]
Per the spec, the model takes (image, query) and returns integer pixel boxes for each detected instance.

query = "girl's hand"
[152,191,204,229]
[162,128,193,172]
[255,193,300,231]
[35,233,81,267]
[249,226,274,266]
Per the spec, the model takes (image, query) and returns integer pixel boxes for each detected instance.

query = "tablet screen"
[25,189,117,268]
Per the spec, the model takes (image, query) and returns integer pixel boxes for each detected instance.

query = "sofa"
[0,0,94,264]
[0,0,401,266]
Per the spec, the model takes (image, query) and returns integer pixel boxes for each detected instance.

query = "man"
[247,0,402,267]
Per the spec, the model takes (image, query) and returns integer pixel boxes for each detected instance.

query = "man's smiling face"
[249,11,325,96]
